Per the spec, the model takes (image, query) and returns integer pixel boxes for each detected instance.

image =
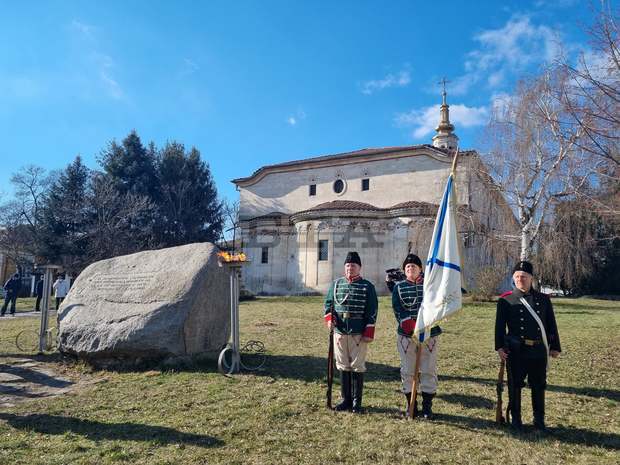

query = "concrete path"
[0,357,76,408]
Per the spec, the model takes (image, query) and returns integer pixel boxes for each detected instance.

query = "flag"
[414,170,463,341]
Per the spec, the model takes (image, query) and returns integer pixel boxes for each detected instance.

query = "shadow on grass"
[438,392,495,410]
[435,413,620,449]
[253,354,400,383]
[0,413,223,448]
[0,363,72,389]
[439,374,620,402]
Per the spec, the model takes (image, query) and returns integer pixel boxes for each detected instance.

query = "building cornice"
[232,145,464,188]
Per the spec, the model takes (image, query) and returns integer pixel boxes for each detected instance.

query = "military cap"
[512,260,534,275]
[344,251,362,266]
[402,253,422,270]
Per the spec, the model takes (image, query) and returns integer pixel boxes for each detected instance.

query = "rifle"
[326,309,335,409]
[496,360,507,424]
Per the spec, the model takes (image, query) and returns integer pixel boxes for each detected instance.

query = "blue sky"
[0,0,599,203]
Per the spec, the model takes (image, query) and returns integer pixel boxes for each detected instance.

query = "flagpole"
[450,147,460,175]
[451,147,466,292]
[407,347,422,419]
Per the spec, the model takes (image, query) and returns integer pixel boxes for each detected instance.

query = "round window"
[333,179,345,194]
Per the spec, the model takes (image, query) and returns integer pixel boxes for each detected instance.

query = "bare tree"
[0,165,54,270]
[9,165,53,231]
[481,69,590,260]
[557,3,620,168]
[221,199,240,252]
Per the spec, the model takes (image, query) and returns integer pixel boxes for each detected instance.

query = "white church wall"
[238,151,460,219]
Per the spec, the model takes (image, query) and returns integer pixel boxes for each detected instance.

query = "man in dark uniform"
[495,261,561,431]
[1,273,21,316]
[34,275,44,311]
[324,251,378,413]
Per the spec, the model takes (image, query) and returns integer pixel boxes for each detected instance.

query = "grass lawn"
[0,296,618,464]
[0,296,40,314]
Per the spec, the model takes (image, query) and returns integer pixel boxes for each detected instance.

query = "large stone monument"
[57,243,229,363]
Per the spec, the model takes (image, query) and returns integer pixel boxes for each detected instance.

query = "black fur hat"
[402,254,422,270]
[344,251,362,266]
[512,260,534,275]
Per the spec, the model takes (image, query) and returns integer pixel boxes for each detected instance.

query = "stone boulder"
[57,243,230,363]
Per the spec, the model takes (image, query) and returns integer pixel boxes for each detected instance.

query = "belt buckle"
[524,339,535,346]
[342,312,350,320]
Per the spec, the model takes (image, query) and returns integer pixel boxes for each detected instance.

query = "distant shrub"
[470,266,505,302]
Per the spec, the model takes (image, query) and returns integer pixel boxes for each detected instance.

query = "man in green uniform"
[324,251,378,413]
[495,261,561,431]
[390,253,441,419]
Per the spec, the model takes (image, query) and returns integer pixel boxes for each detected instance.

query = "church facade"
[232,94,518,295]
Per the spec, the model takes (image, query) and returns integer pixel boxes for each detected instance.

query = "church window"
[463,232,475,248]
[333,179,345,194]
[309,184,316,196]
[318,240,329,261]
[261,247,269,264]
[361,178,370,191]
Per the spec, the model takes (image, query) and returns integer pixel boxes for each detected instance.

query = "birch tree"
[481,69,589,260]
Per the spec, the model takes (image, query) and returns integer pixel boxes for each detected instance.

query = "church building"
[232,92,518,295]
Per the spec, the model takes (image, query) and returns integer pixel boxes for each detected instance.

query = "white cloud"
[286,108,306,126]
[450,14,561,95]
[577,49,615,84]
[71,19,96,39]
[395,104,489,139]
[91,53,124,100]
[534,0,578,8]
[490,91,516,119]
[361,69,411,95]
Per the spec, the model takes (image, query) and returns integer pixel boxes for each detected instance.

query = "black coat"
[36,279,44,297]
[495,288,561,355]
[3,277,21,296]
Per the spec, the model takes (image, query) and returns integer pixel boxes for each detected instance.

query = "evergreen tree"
[156,142,223,246]
[86,171,155,262]
[99,130,158,199]
[98,130,158,250]
[38,156,91,274]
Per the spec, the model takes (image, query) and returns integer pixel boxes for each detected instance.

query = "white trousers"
[334,333,369,373]
[397,334,439,394]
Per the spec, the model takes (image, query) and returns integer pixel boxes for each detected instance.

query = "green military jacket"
[324,277,378,337]
[392,280,442,338]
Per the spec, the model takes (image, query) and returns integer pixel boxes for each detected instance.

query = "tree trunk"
[520,225,532,261]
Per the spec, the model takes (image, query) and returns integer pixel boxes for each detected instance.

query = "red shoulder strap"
[499,291,513,298]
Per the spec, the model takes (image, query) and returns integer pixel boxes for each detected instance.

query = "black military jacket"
[495,288,561,355]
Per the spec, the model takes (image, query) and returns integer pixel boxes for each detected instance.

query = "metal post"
[217,256,248,375]
[37,265,60,354]
[230,266,241,373]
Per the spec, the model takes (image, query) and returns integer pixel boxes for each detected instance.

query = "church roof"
[287,199,440,223]
[390,200,436,209]
[308,200,380,211]
[232,144,469,187]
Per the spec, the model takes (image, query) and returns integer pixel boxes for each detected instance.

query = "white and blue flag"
[414,171,463,341]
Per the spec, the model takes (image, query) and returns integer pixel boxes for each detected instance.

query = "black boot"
[334,371,352,411]
[403,392,419,417]
[509,388,523,430]
[532,387,546,432]
[421,392,435,420]
[352,372,364,414]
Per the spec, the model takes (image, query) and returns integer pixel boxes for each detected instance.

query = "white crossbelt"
[519,297,549,359]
